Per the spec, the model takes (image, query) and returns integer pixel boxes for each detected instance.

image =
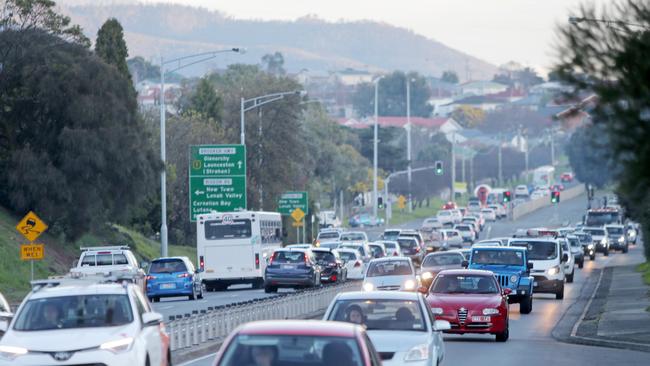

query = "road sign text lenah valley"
[278,191,309,215]
[189,145,247,221]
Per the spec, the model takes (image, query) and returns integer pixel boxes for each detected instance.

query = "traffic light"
[503,191,512,203]
[435,161,443,175]
[551,191,561,204]
[378,197,384,209]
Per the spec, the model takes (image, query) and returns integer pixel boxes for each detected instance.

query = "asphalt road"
[180,192,650,365]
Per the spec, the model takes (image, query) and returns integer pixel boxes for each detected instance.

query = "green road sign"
[278,191,309,215]
[189,145,246,221]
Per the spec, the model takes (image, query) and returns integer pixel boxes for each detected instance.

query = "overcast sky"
[141,0,607,71]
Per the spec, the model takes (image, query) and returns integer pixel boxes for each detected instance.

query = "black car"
[264,248,321,293]
[566,235,585,268]
[312,248,347,283]
[574,232,595,260]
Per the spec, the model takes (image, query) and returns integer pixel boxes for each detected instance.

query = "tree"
[352,71,432,117]
[351,126,407,174]
[441,70,459,84]
[451,105,486,128]
[555,0,650,258]
[565,124,614,188]
[178,77,223,122]
[95,18,131,81]
[0,0,90,46]
[0,30,159,239]
[261,52,286,76]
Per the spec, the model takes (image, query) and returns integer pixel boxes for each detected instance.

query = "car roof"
[335,291,420,301]
[237,320,359,338]
[152,256,189,262]
[397,236,417,240]
[276,248,311,252]
[335,248,360,254]
[424,251,464,258]
[28,281,129,300]
[472,245,526,251]
[311,248,335,253]
[369,257,411,263]
[509,238,558,244]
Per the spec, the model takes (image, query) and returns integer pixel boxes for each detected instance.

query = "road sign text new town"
[278,192,308,215]
[189,145,246,221]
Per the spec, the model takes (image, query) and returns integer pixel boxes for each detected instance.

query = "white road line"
[177,352,217,366]
[571,268,604,337]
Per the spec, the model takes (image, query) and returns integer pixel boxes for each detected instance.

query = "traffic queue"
[0,198,639,366]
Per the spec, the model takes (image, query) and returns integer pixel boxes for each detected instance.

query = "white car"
[515,185,530,199]
[362,257,419,292]
[530,191,546,200]
[336,248,366,279]
[421,217,443,232]
[436,210,456,227]
[339,242,373,263]
[453,224,476,243]
[339,231,369,244]
[0,292,11,337]
[70,246,145,280]
[315,229,342,246]
[449,209,463,224]
[559,238,576,283]
[440,229,463,249]
[481,208,497,222]
[488,204,506,219]
[324,291,450,366]
[467,201,482,212]
[0,276,170,365]
[509,238,567,299]
[379,240,403,257]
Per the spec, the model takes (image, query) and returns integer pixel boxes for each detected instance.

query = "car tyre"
[578,260,584,269]
[189,287,196,301]
[520,295,533,314]
[590,253,596,261]
[566,271,574,283]
[604,247,609,256]
[167,349,172,366]
[264,285,277,293]
[623,245,629,253]
[556,285,565,300]
[197,284,204,299]
[153,297,160,303]
[495,322,509,342]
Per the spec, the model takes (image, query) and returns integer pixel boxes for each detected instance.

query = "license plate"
[282,264,295,270]
[160,283,175,289]
[471,316,490,322]
[533,281,538,287]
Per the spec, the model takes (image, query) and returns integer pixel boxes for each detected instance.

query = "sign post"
[189,145,247,221]
[15,211,48,281]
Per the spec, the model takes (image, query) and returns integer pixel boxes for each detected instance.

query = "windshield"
[397,239,417,249]
[423,253,464,267]
[568,238,582,248]
[318,232,340,240]
[205,219,252,239]
[510,241,558,260]
[329,299,426,332]
[340,233,365,241]
[606,227,624,235]
[431,274,499,294]
[586,212,620,226]
[272,251,305,264]
[383,242,397,249]
[14,295,133,331]
[383,230,400,239]
[341,245,365,256]
[338,251,357,261]
[319,242,340,250]
[584,228,605,236]
[455,225,470,231]
[314,251,336,264]
[218,334,363,366]
[366,260,413,277]
[471,249,524,265]
[149,259,187,274]
[368,245,383,257]
[438,211,451,216]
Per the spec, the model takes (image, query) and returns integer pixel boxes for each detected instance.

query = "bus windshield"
[586,211,620,226]
[205,219,252,239]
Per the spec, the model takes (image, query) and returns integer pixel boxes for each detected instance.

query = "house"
[459,81,509,96]
[336,116,463,135]
[333,68,375,86]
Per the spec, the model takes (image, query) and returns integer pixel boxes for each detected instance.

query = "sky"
[139,0,609,72]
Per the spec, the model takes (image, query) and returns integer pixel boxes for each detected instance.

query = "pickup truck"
[70,246,146,290]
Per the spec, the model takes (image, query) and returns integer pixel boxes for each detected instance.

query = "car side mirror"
[417,286,428,295]
[502,288,512,296]
[461,260,469,268]
[562,253,568,263]
[142,312,163,327]
[433,319,451,332]
[527,262,534,270]
[0,312,13,333]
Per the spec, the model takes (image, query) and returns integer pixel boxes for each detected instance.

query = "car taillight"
[415,247,421,253]
[354,260,362,268]
[255,253,260,269]
[393,252,398,256]
[269,253,276,266]
[146,275,156,281]
[177,273,190,278]
[304,255,309,266]
[199,256,205,271]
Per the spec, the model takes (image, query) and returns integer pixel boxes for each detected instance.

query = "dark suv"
[312,248,347,283]
[264,248,321,293]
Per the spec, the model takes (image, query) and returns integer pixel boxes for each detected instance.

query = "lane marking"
[571,269,604,337]
[177,352,217,366]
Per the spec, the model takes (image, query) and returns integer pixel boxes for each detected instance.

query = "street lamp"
[405,76,416,213]
[159,47,243,257]
[373,75,384,219]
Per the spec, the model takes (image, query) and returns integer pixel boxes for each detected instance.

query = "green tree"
[178,77,223,123]
[555,0,650,258]
[352,71,432,117]
[0,0,90,46]
[95,18,131,81]
[351,126,407,173]
[261,52,286,76]
[0,30,159,239]
[441,70,459,84]
[451,105,486,128]
[565,124,615,189]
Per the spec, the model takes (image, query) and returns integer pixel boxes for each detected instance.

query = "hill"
[58,1,497,79]
[0,206,195,303]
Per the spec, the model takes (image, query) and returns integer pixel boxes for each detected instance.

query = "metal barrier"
[166,281,360,351]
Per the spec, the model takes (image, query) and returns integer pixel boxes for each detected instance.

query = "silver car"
[323,291,450,366]
[362,257,419,292]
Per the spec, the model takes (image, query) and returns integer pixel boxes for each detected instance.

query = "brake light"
[199,256,204,271]
[304,255,309,266]
[177,273,190,278]
[269,252,276,266]
[393,252,398,256]
[255,253,260,269]
[354,260,362,268]
[146,275,156,281]
[415,246,421,253]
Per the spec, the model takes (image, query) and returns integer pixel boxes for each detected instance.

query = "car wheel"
[623,245,629,253]
[197,284,204,299]
[590,253,596,261]
[495,322,509,342]
[145,355,150,366]
[566,271,574,283]
[148,297,153,302]
[167,349,172,366]
[264,285,277,293]
[520,295,533,314]
[189,287,196,301]
[578,260,584,269]
[556,284,565,300]
[604,248,609,256]
[154,297,160,303]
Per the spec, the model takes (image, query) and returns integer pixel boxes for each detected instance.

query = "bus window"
[205,219,252,239]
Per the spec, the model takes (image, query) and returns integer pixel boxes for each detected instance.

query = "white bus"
[196,211,283,291]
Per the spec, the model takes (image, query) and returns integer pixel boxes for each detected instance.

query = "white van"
[509,238,567,299]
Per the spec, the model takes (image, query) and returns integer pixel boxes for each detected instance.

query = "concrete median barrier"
[512,184,585,221]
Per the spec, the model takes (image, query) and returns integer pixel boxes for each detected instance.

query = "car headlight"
[510,275,518,283]
[482,308,500,315]
[404,279,416,290]
[430,307,443,315]
[547,265,560,276]
[421,272,433,280]
[630,231,637,238]
[618,237,624,243]
[363,282,374,292]
[601,238,607,245]
[100,337,134,354]
[404,343,429,362]
[0,345,28,360]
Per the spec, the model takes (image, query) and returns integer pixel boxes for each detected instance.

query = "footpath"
[554,244,650,353]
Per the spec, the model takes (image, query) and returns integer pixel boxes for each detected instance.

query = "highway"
[178,192,650,366]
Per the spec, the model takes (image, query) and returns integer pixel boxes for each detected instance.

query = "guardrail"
[512,184,585,220]
[165,281,359,351]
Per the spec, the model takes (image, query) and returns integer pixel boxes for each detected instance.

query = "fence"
[512,184,585,220]
[165,281,360,351]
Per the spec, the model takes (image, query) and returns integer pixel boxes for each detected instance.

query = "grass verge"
[637,262,650,286]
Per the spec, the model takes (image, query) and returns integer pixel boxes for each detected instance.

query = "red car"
[560,172,574,182]
[424,269,510,342]
[212,320,381,366]
[442,201,457,210]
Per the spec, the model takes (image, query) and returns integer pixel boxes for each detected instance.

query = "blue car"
[146,256,203,302]
[264,248,322,293]
[349,213,384,227]
[465,246,534,314]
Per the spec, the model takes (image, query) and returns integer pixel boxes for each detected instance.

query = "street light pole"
[406,78,413,213]
[373,77,382,218]
[159,48,242,257]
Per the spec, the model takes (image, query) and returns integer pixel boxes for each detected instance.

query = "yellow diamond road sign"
[397,195,407,210]
[291,207,305,222]
[16,211,48,242]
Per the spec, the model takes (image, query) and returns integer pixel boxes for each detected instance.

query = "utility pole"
[469,156,474,192]
[451,133,456,202]
[258,107,263,210]
[550,128,556,167]
[373,79,380,218]
[497,137,503,186]
[406,78,413,213]
[339,190,344,227]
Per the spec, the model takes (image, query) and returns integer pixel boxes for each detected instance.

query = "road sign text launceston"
[189,145,247,221]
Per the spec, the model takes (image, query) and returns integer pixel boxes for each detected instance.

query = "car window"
[363,332,382,366]
[150,259,187,273]
[397,239,416,248]
[320,242,340,250]
[471,249,524,265]
[510,241,558,260]
[318,232,340,239]
[113,253,128,265]
[81,254,96,266]
[0,293,10,313]
[431,274,499,294]
[97,254,112,266]
[368,246,383,257]
[272,251,305,263]
[423,253,464,266]
[341,233,365,241]
[13,295,133,331]
[338,251,358,261]
[606,227,624,235]
[314,251,336,263]
[366,260,413,277]
[329,299,426,332]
